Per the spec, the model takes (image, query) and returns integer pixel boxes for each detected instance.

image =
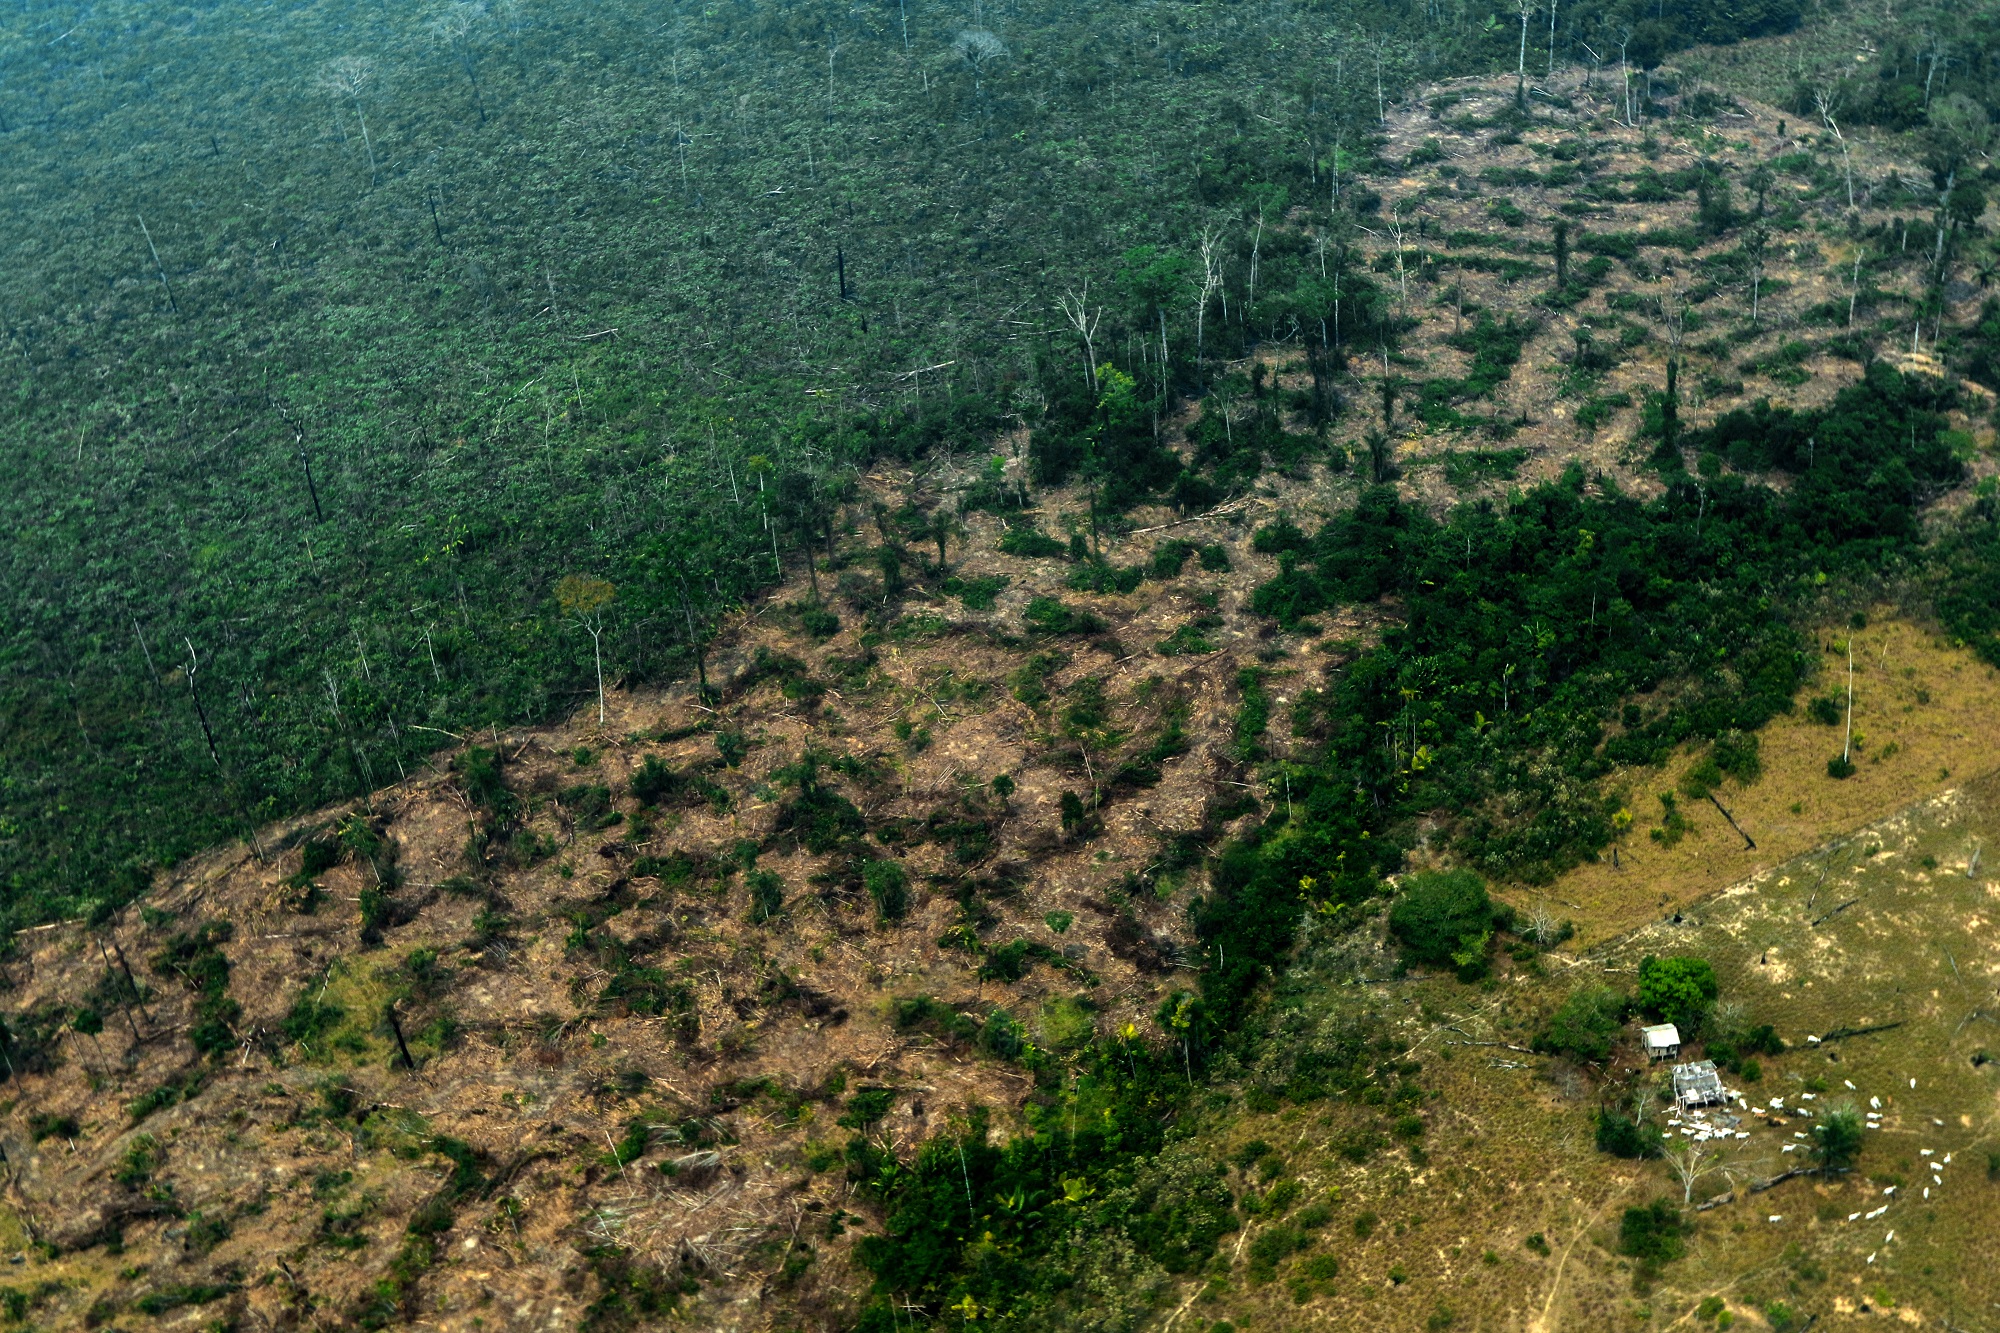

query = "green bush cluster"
[149,922,240,1058]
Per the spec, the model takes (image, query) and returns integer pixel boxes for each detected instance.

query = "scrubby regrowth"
[1,0,1998,1328]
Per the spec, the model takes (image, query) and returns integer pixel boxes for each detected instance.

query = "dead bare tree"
[316,56,380,185]
[1616,27,1634,126]
[182,638,221,767]
[1842,633,1855,766]
[1666,1136,1722,1205]
[1384,211,1414,311]
[1919,29,1953,114]
[1195,228,1224,370]
[1055,284,1104,392]
[428,1,490,124]
[1814,83,1857,211]
[1516,0,1533,105]
[952,28,1007,99]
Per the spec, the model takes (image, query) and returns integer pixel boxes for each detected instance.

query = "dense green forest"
[2,0,1414,921]
[0,0,1877,924]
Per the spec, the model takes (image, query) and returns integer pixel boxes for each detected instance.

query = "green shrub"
[1711,730,1762,783]
[26,1113,77,1143]
[1704,1020,1783,1073]
[837,1088,896,1128]
[1157,618,1221,656]
[114,1134,165,1189]
[1388,869,1495,977]
[1246,1224,1305,1283]
[183,1210,232,1256]
[1535,985,1626,1063]
[629,756,681,806]
[979,939,1068,983]
[863,860,910,922]
[298,836,343,879]
[1617,1199,1686,1266]
[1066,561,1145,594]
[1812,1104,1864,1174]
[282,991,347,1051]
[1594,1109,1664,1159]
[135,1283,234,1316]
[150,921,240,1057]
[1637,956,1719,1031]
[747,870,785,923]
[943,574,1009,610]
[127,1071,204,1123]
[998,525,1069,559]
[1024,596,1101,636]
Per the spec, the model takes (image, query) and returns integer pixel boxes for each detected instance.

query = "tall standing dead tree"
[428,2,490,125]
[316,56,380,186]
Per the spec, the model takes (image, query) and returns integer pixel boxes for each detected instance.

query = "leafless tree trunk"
[182,638,220,766]
[1516,0,1532,97]
[1055,284,1103,392]
[1196,229,1224,372]
[317,57,379,185]
[1247,207,1265,311]
[1618,30,1633,126]
[137,215,179,316]
[1921,31,1951,112]
[1815,87,1856,211]
[1843,635,1855,764]
[1667,1138,1721,1205]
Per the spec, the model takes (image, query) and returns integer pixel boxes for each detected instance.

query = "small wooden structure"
[1672,1059,1726,1109]
[1640,1023,1682,1061]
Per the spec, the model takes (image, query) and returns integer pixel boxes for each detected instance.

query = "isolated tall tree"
[316,56,380,185]
[556,576,616,725]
